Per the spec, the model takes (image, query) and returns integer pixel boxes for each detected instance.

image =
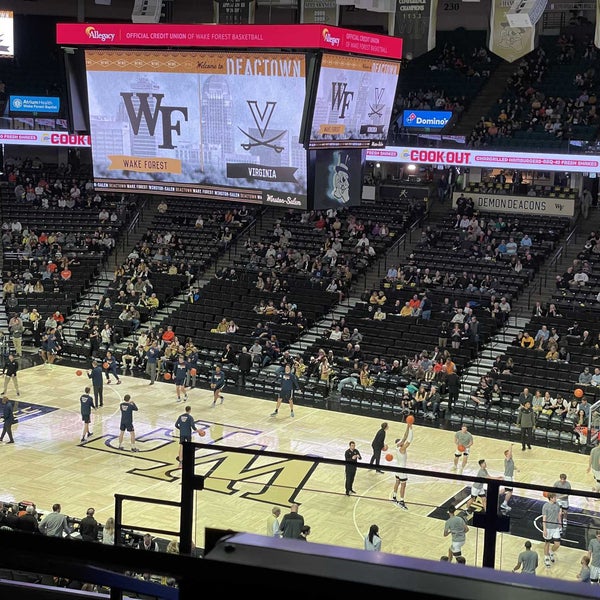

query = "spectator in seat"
[423,384,441,418]
[546,342,560,361]
[520,331,535,349]
[579,367,592,386]
[534,325,550,350]
[373,307,386,321]
[138,533,159,551]
[17,504,39,534]
[470,376,492,406]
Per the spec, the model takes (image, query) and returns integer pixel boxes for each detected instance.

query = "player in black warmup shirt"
[118,394,138,452]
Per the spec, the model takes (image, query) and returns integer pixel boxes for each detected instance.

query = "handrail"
[114,493,181,554]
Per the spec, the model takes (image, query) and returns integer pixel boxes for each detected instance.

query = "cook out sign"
[0,130,91,147]
[365,146,600,173]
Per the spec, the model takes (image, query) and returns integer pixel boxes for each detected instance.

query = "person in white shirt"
[364,524,382,551]
[329,326,343,341]
[267,506,282,537]
[573,271,589,287]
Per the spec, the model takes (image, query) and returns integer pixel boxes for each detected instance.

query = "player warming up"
[210,364,225,406]
[500,444,516,512]
[79,386,95,443]
[174,405,198,466]
[173,355,189,403]
[453,424,474,474]
[118,394,138,452]
[271,363,301,418]
[391,421,413,510]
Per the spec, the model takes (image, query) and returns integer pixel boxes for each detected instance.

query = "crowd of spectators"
[468,34,600,148]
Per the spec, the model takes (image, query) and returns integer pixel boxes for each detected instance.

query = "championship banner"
[452,191,574,217]
[301,0,339,24]
[393,0,437,59]
[85,50,308,207]
[312,148,364,209]
[488,0,537,63]
[213,0,255,25]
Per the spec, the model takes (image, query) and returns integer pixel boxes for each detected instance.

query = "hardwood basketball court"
[2,363,597,581]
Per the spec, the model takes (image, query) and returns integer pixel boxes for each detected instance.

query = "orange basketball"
[385,453,393,462]
[164,372,172,380]
[102,362,109,369]
[199,430,206,437]
[382,445,388,452]
[406,415,415,425]
[190,367,197,376]
[457,444,466,452]
[574,388,584,398]
[75,370,82,376]
[542,491,549,498]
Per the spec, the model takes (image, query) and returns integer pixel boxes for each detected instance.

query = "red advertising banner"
[56,23,402,59]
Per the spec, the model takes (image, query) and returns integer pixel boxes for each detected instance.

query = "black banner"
[226,163,299,183]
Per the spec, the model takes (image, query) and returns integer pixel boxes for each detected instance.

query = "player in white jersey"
[391,423,413,510]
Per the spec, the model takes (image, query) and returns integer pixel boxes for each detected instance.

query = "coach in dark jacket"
[279,503,304,539]
[369,422,388,473]
[0,396,15,443]
[87,360,104,408]
[517,401,536,450]
[237,347,253,388]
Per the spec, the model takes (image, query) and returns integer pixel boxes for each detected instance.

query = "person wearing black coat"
[446,372,460,413]
[79,508,99,542]
[237,347,253,388]
[369,422,388,473]
[87,359,104,408]
[0,395,15,443]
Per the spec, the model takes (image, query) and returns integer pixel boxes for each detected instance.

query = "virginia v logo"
[331,82,354,119]
[239,100,285,153]
[121,93,188,150]
[368,88,385,118]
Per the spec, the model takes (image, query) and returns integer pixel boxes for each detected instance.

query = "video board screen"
[85,50,308,208]
[0,11,13,59]
[308,53,400,149]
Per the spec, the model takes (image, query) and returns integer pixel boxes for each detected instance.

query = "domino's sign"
[9,95,60,114]
[402,110,452,129]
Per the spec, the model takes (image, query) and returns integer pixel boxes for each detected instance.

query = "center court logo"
[322,28,340,48]
[85,26,115,43]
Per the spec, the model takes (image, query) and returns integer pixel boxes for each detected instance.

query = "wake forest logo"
[82,424,318,507]
[331,82,355,119]
[239,100,285,153]
[121,93,188,150]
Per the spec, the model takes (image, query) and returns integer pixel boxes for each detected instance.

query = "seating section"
[469,31,600,151]
[142,199,261,277]
[0,176,133,337]
[402,208,570,305]
[158,273,340,387]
